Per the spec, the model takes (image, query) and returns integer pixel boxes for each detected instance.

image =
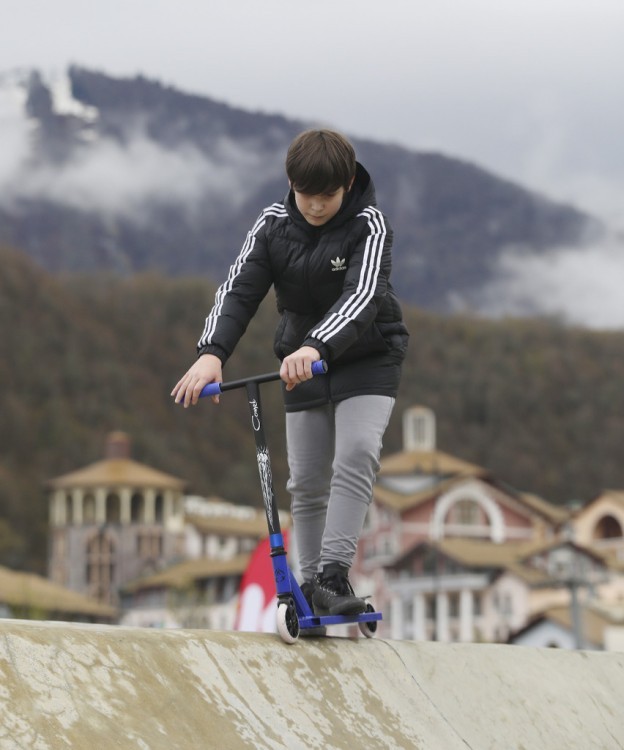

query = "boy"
[172,129,408,617]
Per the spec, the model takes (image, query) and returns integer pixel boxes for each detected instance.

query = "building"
[572,490,624,563]
[509,602,624,650]
[45,414,624,642]
[183,495,271,561]
[119,554,251,630]
[353,407,570,640]
[383,537,613,643]
[46,432,289,628]
[119,495,289,629]
[352,406,624,645]
[47,431,186,605]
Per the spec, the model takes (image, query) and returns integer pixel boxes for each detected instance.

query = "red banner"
[234,531,290,633]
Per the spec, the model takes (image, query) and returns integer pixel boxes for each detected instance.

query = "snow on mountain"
[47,71,98,122]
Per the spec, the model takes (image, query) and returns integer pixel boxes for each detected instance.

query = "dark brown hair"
[286,129,356,195]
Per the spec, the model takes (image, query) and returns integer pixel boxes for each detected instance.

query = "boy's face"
[292,187,347,227]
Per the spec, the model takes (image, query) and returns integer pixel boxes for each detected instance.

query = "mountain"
[0,65,603,314]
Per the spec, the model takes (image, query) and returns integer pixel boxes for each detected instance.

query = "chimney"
[402,406,436,452]
[105,431,131,459]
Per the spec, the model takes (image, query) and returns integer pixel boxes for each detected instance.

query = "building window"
[593,515,623,540]
[86,532,115,602]
[131,493,144,523]
[137,530,163,559]
[155,494,164,523]
[107,493,121,523]
[83,494,96,524]
[426,595,437,620]
[404,600,414,625]
[377,533,394,558]
[449,499,481,526]
[449,593,459,618]
[423,549,438,574]
[473,593,482,616]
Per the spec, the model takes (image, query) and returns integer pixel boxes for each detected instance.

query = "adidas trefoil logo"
[331,256,347,272]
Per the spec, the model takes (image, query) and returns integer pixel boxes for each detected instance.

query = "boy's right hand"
[171,354,223,407]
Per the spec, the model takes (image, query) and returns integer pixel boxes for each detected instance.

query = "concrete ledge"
[0,620,623,749]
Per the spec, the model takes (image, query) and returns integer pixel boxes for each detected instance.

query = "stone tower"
[47,432,186,605]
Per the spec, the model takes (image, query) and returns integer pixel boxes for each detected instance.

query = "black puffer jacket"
[197,162,409,411]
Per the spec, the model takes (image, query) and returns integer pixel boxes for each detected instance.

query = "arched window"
[593,514,623,540]
[154,494,164,523]
[65,493,73,525]
[83,494,96,524]
[86,532,115,602]
[443,498,491,539]
[131,492,144,523]
[431,481,505,542]
[447,499,482,526]
[107,493,121,523]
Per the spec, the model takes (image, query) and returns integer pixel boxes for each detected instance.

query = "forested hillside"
[3,244,624,573]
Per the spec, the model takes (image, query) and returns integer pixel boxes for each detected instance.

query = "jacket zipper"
[303,233,321,309]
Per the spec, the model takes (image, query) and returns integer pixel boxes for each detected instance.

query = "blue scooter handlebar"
[199,359,328,398]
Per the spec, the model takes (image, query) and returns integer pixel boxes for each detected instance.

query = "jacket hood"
[284,162,376,232]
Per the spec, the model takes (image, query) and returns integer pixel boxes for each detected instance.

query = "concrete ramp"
[0,620,622,750]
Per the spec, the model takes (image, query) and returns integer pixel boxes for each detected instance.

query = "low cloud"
[478,238,624,330]
[0,83,31,187]
[0,111,282,223]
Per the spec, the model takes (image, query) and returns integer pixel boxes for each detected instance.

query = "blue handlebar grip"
[312,360,328,375]
[199,382,223,398]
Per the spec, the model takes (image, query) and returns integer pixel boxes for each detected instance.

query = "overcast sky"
[2,0,623,227]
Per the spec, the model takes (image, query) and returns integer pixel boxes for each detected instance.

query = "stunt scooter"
[199,361,381,644]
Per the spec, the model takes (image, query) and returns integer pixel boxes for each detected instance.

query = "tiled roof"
[378,449,486,477]
[389,537,618,588]
[596,549,624,573]
[517,492,571,524]
[519,604,624,647]
[502,562,552,586]
[185,513,286,538]
[122,553,251,593]
[375,449,566,525]
[373,475,461,512]
[519,539,609,567]
[388,537,540,571]
[0,566,117,618]
[47,458,186,490]
[434,537,541,568]
[576,489,624,516]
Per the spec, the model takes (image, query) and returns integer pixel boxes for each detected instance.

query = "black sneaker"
[299,579,327,637]
[300,580,316,610]
[312,563,367,616]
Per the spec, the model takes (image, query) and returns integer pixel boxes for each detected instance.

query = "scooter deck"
[298,611,382,629]
[280,563,382,632]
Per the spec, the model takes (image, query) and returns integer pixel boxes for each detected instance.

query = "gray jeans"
[286,395,395,581]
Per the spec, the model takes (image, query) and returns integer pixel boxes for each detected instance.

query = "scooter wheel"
[358,603,378,639]
[277,600,300,644]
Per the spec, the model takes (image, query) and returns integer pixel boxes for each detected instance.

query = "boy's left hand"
[280,346,321,391]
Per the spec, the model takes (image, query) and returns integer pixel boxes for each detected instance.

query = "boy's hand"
[171,354,223,407]
[280,346,321,391]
